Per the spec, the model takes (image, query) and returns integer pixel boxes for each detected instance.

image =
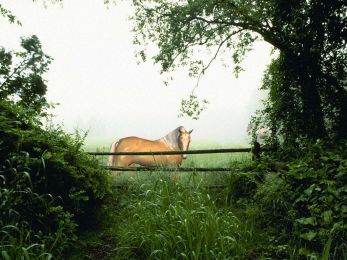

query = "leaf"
[300,231,317,241]
[296,217,317,226]
[304,184,315,196]
[322,210,332,224]
[298,247,312,256]
[322,234,333,260]
[1,251,11,260]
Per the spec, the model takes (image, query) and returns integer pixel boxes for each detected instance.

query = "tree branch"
[193,29,244,91]
[0,57,29,90]
[192,15,286,51]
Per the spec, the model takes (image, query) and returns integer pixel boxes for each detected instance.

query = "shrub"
[0,100,111,258]
[284,141,347,258]
[0,153,77,258]
[253,141,347,258]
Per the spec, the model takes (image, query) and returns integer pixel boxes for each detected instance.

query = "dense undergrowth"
[0,100,111,258]
[237,141,347,259]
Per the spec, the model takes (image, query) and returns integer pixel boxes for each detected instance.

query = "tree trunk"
[299,72,326,139]
[336,87,347,140]
[284,52,326,140]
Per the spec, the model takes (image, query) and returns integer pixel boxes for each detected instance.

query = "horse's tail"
[107,140,119,166]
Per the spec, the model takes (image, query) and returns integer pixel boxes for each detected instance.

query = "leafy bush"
[0,100,111,258]
[253,141,347,258]
[284,141,347,259]
[20,126,110,227]
[255,173,291,228]
[224,172,258,204]
[0,153,77,258]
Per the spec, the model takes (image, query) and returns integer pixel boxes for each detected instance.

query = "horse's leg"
[113,156,137,177]
[127,160,138,178]
[169,158,181,182]
[110,155,129,177]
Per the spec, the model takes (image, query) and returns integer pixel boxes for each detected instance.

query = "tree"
[0,35,52,114]
[129,0,347,143]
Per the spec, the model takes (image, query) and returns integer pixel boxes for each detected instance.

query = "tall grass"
[113,174,260,259]
[0,224,52,260]
[0,156,74,259]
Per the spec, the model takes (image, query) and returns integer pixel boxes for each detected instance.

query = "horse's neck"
[158,128,180,150]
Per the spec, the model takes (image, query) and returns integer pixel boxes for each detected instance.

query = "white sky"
[1,0,272,146]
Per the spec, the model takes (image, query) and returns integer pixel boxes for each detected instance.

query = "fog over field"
[1,0,272,147]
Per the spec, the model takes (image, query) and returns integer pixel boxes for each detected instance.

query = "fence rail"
[88,147,252,156]
[104,166,233,172]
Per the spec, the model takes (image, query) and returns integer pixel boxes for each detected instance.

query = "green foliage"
[178,94,209,120]
[21,126,110,226]
[0,99,111,225]
[0,152,77,258]
[215,172,259,208]
[252,142,347,258]
[115,178,258,259]
[68,141,346,259]
[0,99,111,258]
[0,35,52,114]
[0,3,21,25]
[255,173,291,227]
[284,142,347,258]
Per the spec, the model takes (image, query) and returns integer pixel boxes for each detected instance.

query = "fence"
[88,142,263,172]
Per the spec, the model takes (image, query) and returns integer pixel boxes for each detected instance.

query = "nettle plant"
[283,141,347,258]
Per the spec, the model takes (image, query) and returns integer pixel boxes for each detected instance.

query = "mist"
[1,0,272,148]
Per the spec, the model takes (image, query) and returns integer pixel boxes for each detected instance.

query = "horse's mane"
[160,126,184,150]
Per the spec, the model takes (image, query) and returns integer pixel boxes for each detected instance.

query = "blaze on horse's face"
[178,128,193,159]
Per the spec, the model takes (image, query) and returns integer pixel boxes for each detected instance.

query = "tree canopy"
[130,0,347,145]
[0,35,52,114]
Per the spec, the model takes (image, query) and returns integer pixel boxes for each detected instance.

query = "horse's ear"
[179,127,185,133]
[189,129,193,134]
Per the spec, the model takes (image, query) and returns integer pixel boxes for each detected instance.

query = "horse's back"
[116,136,167,152]
[114,136,181,166]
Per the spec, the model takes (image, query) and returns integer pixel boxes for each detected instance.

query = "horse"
[107,126,193,167]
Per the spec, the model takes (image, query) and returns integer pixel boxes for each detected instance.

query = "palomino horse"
[107,126,193,167]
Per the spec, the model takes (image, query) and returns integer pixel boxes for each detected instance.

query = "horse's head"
[178,127,193,159]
